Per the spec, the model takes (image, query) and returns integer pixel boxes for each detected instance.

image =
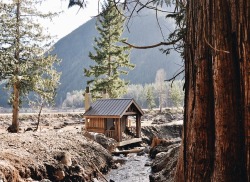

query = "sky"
[40,0,101,41]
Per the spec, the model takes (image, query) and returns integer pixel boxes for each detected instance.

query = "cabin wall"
[85,118,105,134]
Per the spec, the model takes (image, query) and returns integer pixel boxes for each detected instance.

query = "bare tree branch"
[165,69,184,82]
[135,0,175,13]
[155,6,166,41]
[122,36,182,49]
[126,1,139,32]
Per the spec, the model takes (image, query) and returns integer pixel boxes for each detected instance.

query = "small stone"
[145,161,152,166]
[60,152,72,166]
[40,179,52,182]
[93,178,100,182]
[54,170,65,181]
[137,151,145,156]
[111,163,120,169]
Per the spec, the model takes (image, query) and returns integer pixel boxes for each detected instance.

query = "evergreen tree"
[0,0,60,133]
[169,82,183,108]
[84,0,134,98]
[146,86,155,110]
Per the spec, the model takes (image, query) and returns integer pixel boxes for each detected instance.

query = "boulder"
[54,170,65,181]
[84,132,117,152]
[150,138,181,158]
[149,141,181,182]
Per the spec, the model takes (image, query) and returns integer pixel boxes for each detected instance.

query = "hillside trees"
[84,0,134,98]
[169,82,184,108]
[61,81,184,109]
[146,85,156,110]
[0,0,60,133]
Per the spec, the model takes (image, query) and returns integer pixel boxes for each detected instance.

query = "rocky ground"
[0,108,183,182]
[0,130,113,181]
[141,109,182,182]
[149,138,181,181]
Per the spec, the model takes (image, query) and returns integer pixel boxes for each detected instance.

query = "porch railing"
[105,130,115,138]
[127,126,136,135]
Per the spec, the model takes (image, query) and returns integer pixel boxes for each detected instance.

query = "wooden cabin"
[83,97,144,144]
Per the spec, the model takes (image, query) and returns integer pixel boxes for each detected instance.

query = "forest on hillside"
[62,81,184,109]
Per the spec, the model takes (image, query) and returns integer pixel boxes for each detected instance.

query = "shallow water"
[104,154,151,182]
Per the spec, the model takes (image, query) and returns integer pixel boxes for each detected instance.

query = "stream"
[103,153,151,182]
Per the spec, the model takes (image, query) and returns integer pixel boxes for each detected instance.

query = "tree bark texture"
[11,0,21,133]
[175,0,249,181]
[11,81,19,133]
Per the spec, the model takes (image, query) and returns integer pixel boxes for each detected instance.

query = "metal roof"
[83,98,144,118]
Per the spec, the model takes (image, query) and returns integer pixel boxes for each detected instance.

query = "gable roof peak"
[83,98,143,117]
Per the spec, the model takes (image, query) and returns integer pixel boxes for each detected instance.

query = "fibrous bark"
[175,0,249,181]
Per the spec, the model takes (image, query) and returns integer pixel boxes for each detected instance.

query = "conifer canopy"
[84,0,134,98]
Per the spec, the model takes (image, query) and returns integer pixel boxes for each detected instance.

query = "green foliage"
[65,80,184,109]
[123,80,184,109]
[0,0,60,106]
[84,0,134,99]
[169,82,184,107]
[146,86,156,110]
[125,84,146,107]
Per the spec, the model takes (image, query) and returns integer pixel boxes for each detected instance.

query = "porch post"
[117,118,121,142]
[115,118,118,141]
[136,114,141,138]
[125,116,128,127]
[85,118,88,130]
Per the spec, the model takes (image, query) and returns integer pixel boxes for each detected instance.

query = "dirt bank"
[0,130,112,181]
[0,113,84,133]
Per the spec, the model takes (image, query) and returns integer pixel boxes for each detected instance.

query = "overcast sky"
[41,0,101,41]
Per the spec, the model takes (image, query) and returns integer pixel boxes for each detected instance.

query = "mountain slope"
[53,9,182,105]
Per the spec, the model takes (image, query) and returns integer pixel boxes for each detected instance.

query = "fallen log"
[112,148,143,155]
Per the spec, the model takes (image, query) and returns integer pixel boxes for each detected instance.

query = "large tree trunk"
[175,0,249,181]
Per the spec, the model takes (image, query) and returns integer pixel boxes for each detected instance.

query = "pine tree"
[84,0,134,98]
[0,0,60,133]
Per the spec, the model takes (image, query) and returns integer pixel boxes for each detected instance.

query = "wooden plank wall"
[86,118,105,130]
